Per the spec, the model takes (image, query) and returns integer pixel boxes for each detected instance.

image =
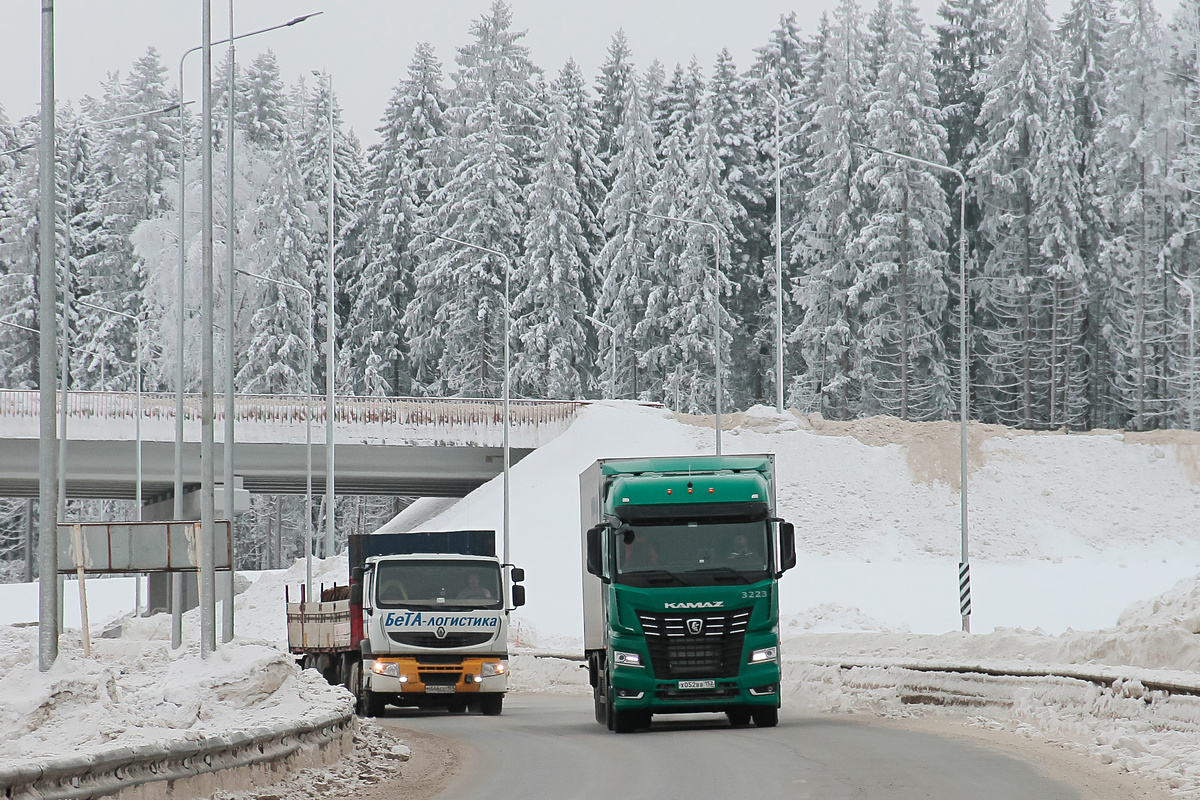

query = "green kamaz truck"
[581,454,796,733]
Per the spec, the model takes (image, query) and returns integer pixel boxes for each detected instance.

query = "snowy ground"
[4,402,1200,795]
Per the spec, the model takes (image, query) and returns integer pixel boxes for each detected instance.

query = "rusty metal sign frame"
[56,520,233,574]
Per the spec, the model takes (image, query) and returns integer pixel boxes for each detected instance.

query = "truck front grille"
[388,631,494,648]
[636,608,751,679]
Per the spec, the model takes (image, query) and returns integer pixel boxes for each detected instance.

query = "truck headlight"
[480,661,507,678]
[614,650,643,668]
[372,661,402,679]
[749,646,778,664]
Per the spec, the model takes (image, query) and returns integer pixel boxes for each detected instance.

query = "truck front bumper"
[610,660,781,713]
[366,656,508,696]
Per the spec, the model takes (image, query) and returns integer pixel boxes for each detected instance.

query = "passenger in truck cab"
[456,571,494,600]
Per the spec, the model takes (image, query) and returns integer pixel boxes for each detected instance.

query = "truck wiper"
[633,569,687,586]
[690,566,754,584]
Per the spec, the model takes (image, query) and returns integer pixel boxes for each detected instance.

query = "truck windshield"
[614,521,772,587]
[374,560,502,610]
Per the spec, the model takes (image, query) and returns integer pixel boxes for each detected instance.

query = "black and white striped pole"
[959,560,971,631]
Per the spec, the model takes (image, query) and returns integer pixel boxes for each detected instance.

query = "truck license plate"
[425,684,456,694]
[677,680,716,690]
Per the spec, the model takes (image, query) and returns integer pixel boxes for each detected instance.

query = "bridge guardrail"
[0,705,355,800]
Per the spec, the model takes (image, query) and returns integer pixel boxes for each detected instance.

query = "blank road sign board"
[56,521,232,573]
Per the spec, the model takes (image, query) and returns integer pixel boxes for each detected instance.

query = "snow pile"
[0,626,351,771]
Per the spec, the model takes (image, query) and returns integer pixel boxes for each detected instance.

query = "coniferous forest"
[1,0,1198,572]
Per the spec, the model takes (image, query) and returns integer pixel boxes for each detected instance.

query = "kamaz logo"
[664,601,724,609]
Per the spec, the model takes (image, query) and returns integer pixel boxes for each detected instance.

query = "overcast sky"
[0,0,1183,147]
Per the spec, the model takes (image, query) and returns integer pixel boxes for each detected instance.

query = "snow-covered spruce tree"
[345,42,446,397]
[511,94,591,400]
[76,50,180,393]
[866,0,894,85]
[1034,56,1091,429]
[237,129,313,395]
[553,60,608,272]
[708,49,769,408]
[404,0,540,397]
[787,0,869,419]
[596,30,637,168]
[297,76,364,398]
[638,121,692,403]
[854,0,953,422]
[593,81,658,399]
[969,0,1057,429]
[1097,0,1172,430]
[1059,0,1115,428]
[237,50,289,149]
[934,0,1001,412]
[646,104,738,414]
[747,13,809,408]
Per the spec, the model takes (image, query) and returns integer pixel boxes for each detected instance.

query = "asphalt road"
[377,694,1083,800]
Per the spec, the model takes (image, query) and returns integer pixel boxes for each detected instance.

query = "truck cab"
[359,551,516,715]
[581,456,795,732]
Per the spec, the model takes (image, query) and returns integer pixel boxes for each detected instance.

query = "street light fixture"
[174,8,322,652]
[856,141,971,633]
[630,208,726,455]
[429,232,514,602]
[312,68,336,560]
[236,267,315,593]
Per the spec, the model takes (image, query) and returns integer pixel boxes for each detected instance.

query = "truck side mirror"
[585,525,605,578]
[351,566,364,582]
[510,567,525,583]
[349,583,363,605]
[511,584,526,608]
[778,521,797,574]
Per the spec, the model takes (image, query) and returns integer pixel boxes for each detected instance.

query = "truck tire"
[480,694,503,716]
[364,689,387,718]
[593,684,607,725]
[345,660,365,716]
[726,708,752,728]
[752,707,779,728]
[611,708,639,733]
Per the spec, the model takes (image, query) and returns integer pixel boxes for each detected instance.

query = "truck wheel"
[480,694,503,716]
[611,708,639,734]
[593,684,607,725]
[726,709,752,728]
[752,707,778,728]
[345,661,365,715]
[364,690,387,718]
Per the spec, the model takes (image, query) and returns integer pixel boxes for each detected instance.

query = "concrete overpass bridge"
[0,390,585,500]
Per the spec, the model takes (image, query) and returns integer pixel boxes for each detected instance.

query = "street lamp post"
[763,90,804,415]
[631,209,725,455]
[430,233,513,602]
[236,268,314,593]
[585,315,617,398]
[175,10,321,651]
[312,69,336,560]
[858,142,971,633]
[38,0,57,672]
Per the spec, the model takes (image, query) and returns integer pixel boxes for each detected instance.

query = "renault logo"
[686,618,704,635]
[435,626,447,639]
